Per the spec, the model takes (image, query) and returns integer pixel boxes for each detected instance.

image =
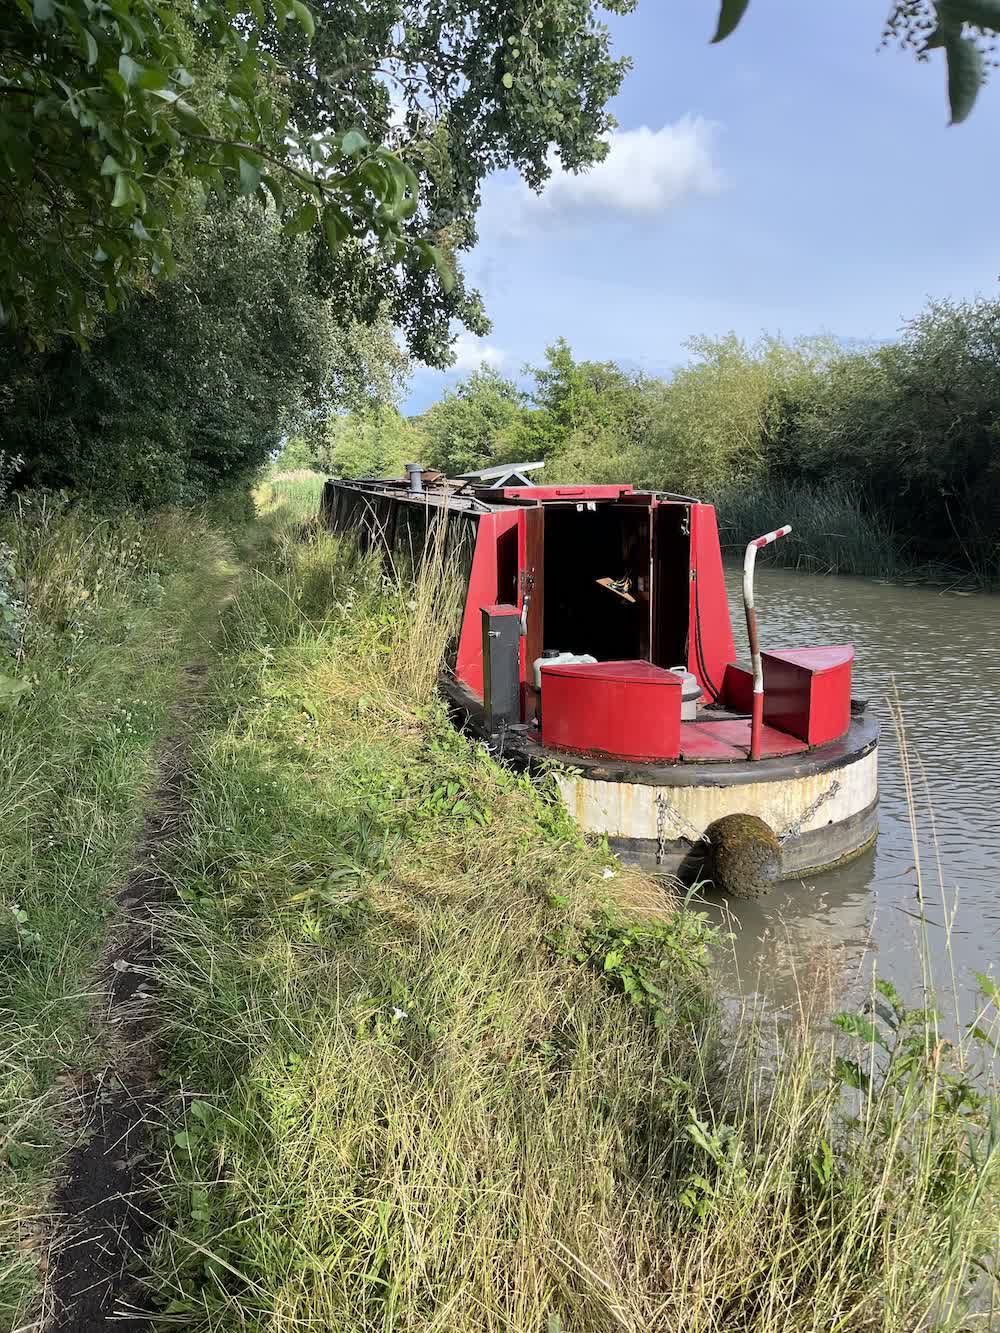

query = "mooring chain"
[655,790,704,858]
[655,792,667,865]
[653,777,841,860]
[778,779,841,845]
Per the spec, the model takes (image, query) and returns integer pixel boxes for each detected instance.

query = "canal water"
[701,566,1000,1022]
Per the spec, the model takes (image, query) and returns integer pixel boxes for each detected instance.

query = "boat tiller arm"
[743,525,791,761]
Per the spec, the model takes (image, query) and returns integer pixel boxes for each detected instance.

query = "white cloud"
[487,117,723,232]
[544,118,722,214]
[449,332,506,372]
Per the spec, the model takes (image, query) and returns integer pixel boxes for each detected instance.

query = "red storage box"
[540,659,682,760]
[762,645,853,745]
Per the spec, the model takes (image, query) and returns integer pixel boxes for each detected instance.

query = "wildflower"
[391,1007,408,1021]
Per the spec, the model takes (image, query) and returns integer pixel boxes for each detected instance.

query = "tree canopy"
[2,0,635,354]
[419,366,525,476]
[1,203,407,503]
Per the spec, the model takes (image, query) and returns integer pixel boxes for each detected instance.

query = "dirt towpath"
[43,662,207,1331]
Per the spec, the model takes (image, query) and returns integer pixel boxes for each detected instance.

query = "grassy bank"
[0,494,235,1325]
[132,479,997,1331]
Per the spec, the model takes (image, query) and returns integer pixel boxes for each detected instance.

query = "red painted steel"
[762,645,854,745]
[540,659,682,760]
[325,477,867,773]
[679,725,745,761]
[699,718,809,759]
[522,505,545,721]
[488,485,635,503]
[686,504,736,703]
[455,510,520,699]
[721,662,754,713]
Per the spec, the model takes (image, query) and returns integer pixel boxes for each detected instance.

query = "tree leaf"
[118,54,144,88]
[83,29,99,67]
[502,72,514,89]
[711,0,750,43]
[238,154,261,195]
[32,0,55,20]
[946,33,983,123]
[289,0,315,40]
[427,243,455,294]
[940,0,1000,28]
[341,128,369,158]
[321,204,348,251]
[136,65,169,91]
[283,201,317,236]
[100,154,124,177]
[111,173,133,208]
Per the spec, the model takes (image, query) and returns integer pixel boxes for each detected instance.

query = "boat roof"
[327,466,702,513]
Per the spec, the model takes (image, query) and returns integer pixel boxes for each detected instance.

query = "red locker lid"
[538,659,682,685]
[765,646,854,673]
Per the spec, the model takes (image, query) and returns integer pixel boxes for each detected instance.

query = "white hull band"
[555,747,878,881]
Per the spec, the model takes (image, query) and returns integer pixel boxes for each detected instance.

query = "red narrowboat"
[321,464,878,897]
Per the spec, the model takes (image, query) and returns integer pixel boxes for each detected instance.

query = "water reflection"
[700,567,1000,1020]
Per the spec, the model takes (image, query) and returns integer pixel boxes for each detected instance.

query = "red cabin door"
[522,505,544,724]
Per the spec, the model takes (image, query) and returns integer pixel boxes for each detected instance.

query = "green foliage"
[323,408,419,480]
[659,335,831,492]
[276,406,420,480]
[784,299,1000,581]
[416,299,1000,584]
[1,204,405,504]
[711,0,751,43]
[0,456,24,656]
[520,337,658,482]
[576,908,713,1026]
[1,0,636,356]
[1,0,354,340]
[419,366,526,476]
[0,540,24,659]
[715,478,902,577]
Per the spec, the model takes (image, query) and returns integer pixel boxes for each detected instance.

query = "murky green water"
[701,567,1000,1021]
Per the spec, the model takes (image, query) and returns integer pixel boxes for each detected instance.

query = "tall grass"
[715,480,905,579]
[0,494,235,1328]
[140,488,997,1332]
[260,470,327,526]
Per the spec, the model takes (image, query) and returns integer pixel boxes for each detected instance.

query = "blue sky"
[404,1,998,413]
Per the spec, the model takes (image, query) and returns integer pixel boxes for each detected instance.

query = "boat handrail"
[743,525,792,761]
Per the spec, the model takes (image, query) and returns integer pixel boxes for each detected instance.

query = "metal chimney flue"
[405,463,424,494]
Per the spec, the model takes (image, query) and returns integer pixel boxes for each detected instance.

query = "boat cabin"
[320,465,855,768]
